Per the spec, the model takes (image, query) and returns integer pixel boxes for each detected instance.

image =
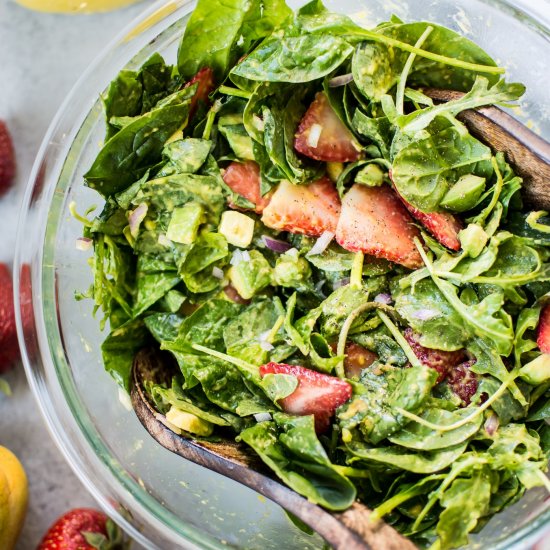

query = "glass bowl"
[14,0,550,547]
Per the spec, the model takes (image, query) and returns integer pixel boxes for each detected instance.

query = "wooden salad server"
[423,88,550,210]
[131,348,416,550]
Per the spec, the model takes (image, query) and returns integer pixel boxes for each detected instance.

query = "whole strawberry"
[0,263,19,373]
[37,508,130,550]
[0,121,16,195]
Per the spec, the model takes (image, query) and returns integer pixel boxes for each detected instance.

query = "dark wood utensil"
[423,88,550,210]
[131,348,416,550]
[130,95,550,549]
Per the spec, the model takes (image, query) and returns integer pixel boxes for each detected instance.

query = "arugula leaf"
[436,470,492,548]
[395,77,525,134]
[346,440,467,474]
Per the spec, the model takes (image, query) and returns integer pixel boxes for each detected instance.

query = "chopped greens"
[80,1,549,548]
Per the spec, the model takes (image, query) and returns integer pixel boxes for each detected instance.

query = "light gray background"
[0,0,549,548]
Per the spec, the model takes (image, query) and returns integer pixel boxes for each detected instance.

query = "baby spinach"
[238,414,356,510]
[392,120,493,212]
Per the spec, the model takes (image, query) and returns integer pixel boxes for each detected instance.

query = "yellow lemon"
[0,446,28,550]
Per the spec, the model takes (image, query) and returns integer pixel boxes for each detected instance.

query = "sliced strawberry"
[0,263,18,373]
[222,160,271,214]
[0,121,16,195]
[446,360,478,405]
[537,305,550,354]
[294,92,362,162]
[185,67,216,120]
[390,179,462,251]
[262,176,341,237]
[335,184,422,268]
[330,342,377,379]
[260,362,352,432]
[405,328,468,383]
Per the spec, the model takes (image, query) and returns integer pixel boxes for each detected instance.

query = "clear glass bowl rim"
[13,0,550,547]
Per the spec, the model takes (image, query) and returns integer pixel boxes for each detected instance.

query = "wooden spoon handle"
[423,88,550,210]
[131,354,416,550]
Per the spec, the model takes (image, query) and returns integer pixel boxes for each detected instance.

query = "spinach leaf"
[144,312,183,342]
[102,69,143,141]
[238,414,356,510]
[162,138,212,174]
[223,299,294,364]
[101,318,149,390]
[85,88,195,196]
[392,120,493,212]
[393,279,470,352]
[231,34,353,83]
[338,365,438,444]
[177,0,291,81]
[139,53,174,113]
[166,299,242,353]
[133,270,180,317]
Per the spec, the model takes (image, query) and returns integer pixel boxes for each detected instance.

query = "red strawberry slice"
[0,120,16,196]
[222,160,271,214]
[38,508,128,550]
[0,263,19,373]
[262,176,341,237]
[405,328,468,383]
[447,360,478,405]
[537,305,550,354]
[185,67,216,120]
[330,342,377,379]
[294,92,362,162]
[335,184,422,269]
[390,178,462,251]
[260,362,352,432]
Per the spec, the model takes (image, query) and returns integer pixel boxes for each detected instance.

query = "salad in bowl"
[75,0,550,547]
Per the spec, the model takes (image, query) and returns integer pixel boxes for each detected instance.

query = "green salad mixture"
[77,0,550,547]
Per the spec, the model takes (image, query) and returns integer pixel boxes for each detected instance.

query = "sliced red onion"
[254,412,273,422]
[307,231,335,256]
[484,412,499,436]
[328,73,354,87]
[262,235,292,253]
[76,237,93,251]
[333,277,350,290]
[374,293,392,305]
[230,249,244,266]
[307,124,323,148]
[129,203,148,238]
[242,250,251,262]
[212,266,224,279]
[412,308,440,321]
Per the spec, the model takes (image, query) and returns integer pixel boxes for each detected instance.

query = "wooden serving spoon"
[131,348,416,550]
[130,96,550,549]
[423,88,550,210]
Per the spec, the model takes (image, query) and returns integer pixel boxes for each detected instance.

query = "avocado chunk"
[229,250,272,299]
[459,223,488,258]
[219,210,255,248]
[165,406,214,436]
[273,251,312,291]
[440,174,486,212]
[166,202,205,244]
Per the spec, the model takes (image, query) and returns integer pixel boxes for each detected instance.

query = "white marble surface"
[1,0,550,549]
[0,2,147,547]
